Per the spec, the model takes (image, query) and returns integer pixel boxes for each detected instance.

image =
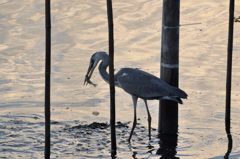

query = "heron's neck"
[98,62,110,84]
[98,58,119,86]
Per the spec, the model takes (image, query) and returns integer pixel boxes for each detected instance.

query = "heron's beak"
[84,61,97,87]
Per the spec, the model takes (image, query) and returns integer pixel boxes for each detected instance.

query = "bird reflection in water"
[128,141,155,159]
[127,133,179,159]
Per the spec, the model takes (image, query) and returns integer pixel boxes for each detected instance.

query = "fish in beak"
[84,59,97,87]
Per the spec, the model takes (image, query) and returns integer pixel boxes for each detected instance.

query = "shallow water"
[0,0,240,158]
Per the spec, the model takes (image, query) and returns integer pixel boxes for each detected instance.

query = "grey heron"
[84,51,187,142]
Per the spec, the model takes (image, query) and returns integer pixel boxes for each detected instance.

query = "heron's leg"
[128,95,138,142]
[144,99,152,140]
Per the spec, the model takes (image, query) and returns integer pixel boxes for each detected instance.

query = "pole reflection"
[157,133,179,159]
[224,86,233,159]
[224,133,232,159]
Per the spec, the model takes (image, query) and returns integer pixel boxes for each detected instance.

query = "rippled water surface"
[0,0,240,158]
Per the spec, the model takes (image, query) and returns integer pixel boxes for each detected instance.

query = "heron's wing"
[116,68,183,99]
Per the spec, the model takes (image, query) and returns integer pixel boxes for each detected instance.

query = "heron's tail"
[173,87,188,99]
[174,97,183,104]
[161,96,183,104]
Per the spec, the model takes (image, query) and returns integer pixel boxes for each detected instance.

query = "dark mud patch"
[69,122,109,129]
[59,121,159,158]
[65,121,130,130]
[0,114,160,158]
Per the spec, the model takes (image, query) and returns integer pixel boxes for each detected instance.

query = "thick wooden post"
[45,0,51,158]
[159,0,180,134]
[224,0,234,158]
[106,0,117,157]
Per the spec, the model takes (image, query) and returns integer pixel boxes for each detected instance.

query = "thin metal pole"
[224,0,234,158]
[159,0,180,134]
[106,0,117,157]
[45,0,51,158]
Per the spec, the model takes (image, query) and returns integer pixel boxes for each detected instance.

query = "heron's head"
[84,52,106,86]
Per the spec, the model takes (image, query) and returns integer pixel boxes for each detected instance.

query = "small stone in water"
[92,111,99,116]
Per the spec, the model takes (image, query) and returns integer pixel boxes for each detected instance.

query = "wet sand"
[0,0,240,158]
